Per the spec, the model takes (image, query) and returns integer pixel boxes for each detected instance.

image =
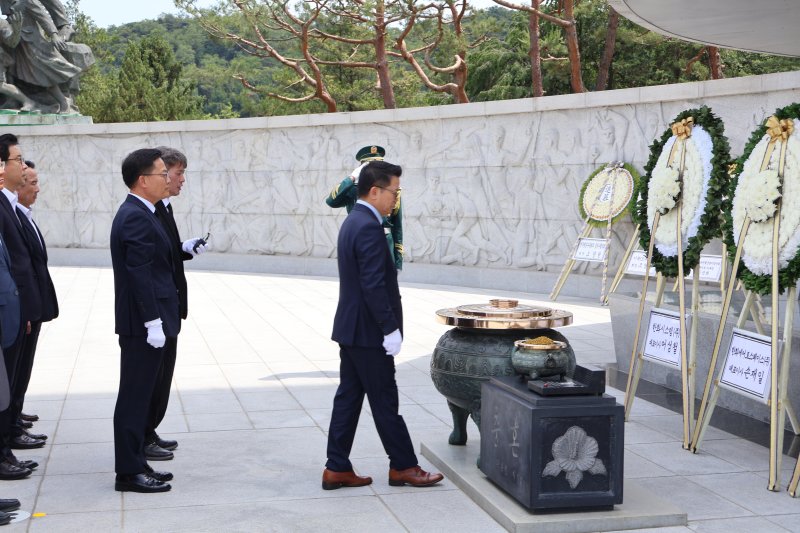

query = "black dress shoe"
[7,454,38,471]
[19,419,32,429]
[144,443,173,461]
[115,473,171,493]
[20,413,38,422]
[0,460,31,480]
[10,435,45,450]
[0,511,11,526]
[22,429,47,441]
[144,464,173,482]
[0,499,20,512]
[154,435,178,451]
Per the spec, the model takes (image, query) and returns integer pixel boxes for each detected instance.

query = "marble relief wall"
[23,72,800,276]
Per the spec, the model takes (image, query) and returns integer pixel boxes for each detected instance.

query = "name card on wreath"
[642,308,687,369]
[718,328,772,404]
[685,255,724,282]
[571,238,609,263]
[625,250,656,276]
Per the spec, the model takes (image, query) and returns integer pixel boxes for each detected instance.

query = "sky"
[78,0,216,28]
[78,0,496,28]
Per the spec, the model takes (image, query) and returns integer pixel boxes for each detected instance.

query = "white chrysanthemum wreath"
[636,106,730,278]
[646,125,714,258]
[728,114,799,283]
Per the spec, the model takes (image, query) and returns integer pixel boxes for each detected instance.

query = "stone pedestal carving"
[480,376,624,511]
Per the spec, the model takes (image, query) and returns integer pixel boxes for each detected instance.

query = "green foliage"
[722,102,800,295]
[80,34,204,122]
[634,106,731,278]
[69,0,800,120]
[578,163,641,227]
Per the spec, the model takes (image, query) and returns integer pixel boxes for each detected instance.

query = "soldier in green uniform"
[326,145,404,270]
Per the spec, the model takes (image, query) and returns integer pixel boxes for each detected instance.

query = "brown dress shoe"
[389,466,444,487]
[322,468,373,490]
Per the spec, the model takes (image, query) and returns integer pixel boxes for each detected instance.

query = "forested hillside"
[69,1,800,122]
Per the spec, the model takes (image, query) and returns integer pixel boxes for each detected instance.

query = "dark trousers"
[326,345,417,472]
[145,335,177,441]
[0,324,25,455]
[9,321,42,436]
[114,335,164,475]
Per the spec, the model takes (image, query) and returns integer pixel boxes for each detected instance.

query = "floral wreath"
[723,102,800,295]
[634,106,731,278]
[578,162,640,228]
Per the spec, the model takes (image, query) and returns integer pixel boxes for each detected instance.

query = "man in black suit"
[110,148,180,493]
[143,147,207,462]
[0,134,44,481]
[0,159,25,523]
[12,160,58,446]
[323,161,443,490]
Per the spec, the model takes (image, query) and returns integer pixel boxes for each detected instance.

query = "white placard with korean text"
[625,250,656,276]
[571,238,609,263]
[719,328,773,404]
[685,255,724,282]
[642,308,689,370]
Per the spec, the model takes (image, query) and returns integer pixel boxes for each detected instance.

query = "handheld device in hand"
[193,232,210,253]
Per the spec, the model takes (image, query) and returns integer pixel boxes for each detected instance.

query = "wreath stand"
[605,225,641,303]
[550,164,633,303]
[624,133,698,450]
[692,120,800,492]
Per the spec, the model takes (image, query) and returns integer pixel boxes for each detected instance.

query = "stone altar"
[480,375,624,511]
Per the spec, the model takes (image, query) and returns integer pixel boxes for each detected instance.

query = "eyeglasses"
[143,172,169,179]
[376,186,402,198]
[5,156,23,164]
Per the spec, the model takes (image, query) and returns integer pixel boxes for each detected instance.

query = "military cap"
[355,145,386,162]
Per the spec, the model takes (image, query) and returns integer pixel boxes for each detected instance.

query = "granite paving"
[1,266,798,531]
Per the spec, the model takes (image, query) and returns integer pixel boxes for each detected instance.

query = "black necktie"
[155,201,168,222]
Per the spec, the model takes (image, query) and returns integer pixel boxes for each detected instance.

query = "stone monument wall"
[14,71,800,292]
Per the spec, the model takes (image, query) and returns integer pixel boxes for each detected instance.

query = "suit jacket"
[325,176,404,270]
[331,203,402,348]
[155,201,191,319]
[0,192,41,324]
[17,208,58,322]
[0,235,20,349]
[110,195,180,338]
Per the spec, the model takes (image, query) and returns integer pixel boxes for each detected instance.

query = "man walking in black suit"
[323,161,443,490]
[13,160,58,446]
[110,148,180,493]
[0,134,44,481]
[143,146,207,462]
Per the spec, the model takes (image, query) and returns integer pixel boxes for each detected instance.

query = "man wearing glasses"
[110,149,179,493]
[325,145,404,270]
[0,134,45,482]
[323,161,443,490]
[143,147,208,462]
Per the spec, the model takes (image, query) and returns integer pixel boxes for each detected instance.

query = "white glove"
[182,237,209,256]
[383,329,402,357]
[350,163,368,183]
[145,319,166,349]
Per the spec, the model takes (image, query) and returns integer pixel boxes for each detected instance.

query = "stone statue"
[0,0,94,114]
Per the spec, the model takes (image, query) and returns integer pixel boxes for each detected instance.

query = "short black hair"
[121,148,162,189]
[358,161,402,198]
[154,146,187,169]
[24,160,35,169]
[0,133,19,162]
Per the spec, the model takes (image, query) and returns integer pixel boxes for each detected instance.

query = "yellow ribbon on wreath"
[765,115,794,143]
[667,116,694,170]
[760,115,794,176]
[671,117,694,140]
